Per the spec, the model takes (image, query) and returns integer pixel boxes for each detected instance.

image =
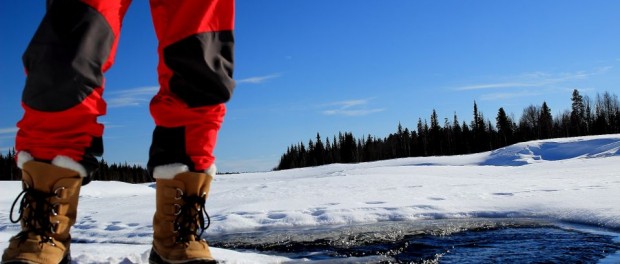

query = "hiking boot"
[2,154,84,264]
[149,164,216,264]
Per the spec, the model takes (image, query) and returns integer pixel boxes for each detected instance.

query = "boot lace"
[173,189,211,244]
[9,184,63,246]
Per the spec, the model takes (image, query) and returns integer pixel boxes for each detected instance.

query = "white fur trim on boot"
[17,151,87,177]
[153,163,190,180]
[206,164,217,177]
[153,163,217,179]
[52,155,88,177]
[16,151,34,169]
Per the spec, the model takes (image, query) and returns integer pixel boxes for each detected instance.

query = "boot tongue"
[172,172,212,197]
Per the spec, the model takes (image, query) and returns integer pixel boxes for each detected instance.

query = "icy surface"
[0,134,619,263]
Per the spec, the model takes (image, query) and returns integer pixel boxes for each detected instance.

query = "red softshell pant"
[16,0,235,175]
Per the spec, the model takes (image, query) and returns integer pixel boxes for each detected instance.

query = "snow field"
[0,134,619,263]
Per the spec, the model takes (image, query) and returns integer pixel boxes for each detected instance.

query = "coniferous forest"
[275,89,620,170]
[1,89,619,181]
[0,154,151,183]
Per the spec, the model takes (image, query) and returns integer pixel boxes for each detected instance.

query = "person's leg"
[147,0,235,173]
[3,0,131,263]
[147,0,235,262]
[16,0,131,176]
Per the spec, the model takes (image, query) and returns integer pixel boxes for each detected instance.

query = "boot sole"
[148,248,217,264]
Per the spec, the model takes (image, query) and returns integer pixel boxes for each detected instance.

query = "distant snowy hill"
[363,134,620,167]
[483,135,620,166]
[1,134,619,263]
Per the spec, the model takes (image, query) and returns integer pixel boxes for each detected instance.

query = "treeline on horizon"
[0,153,150,183]
[275,89,620,170]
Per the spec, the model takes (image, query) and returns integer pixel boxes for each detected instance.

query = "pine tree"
[570,89,586,136]
[324,137,332,164]
[451,113,463,154]
[314,133,325,166]
[496,107,513,146]
[417,118,428,156]
[443,117,454,155]
[471,101,490,152]
[307,139,316,167]
[429,110,442,155]
[461,121,472,154]
[340,132,357,163]
[539,102,553,139]
[473,101,480,131]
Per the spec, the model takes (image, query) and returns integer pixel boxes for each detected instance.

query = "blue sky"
[1,1,620,172]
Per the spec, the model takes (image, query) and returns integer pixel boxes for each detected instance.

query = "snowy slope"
[0,134,619,263]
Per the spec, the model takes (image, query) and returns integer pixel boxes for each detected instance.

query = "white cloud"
[322,108,385,117]
[107,86,158,108]
[479,91,542,101]
[321,99,385,117]
[0,127,18,134]
[237,73,281,84]
[326,99,368,108]
[457,82,537,91]
[455,67,612,91]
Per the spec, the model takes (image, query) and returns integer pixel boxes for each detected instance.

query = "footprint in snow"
[493,192,515,196]
[267,213,287,220]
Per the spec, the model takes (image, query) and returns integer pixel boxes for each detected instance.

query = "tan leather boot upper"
[2,161,82,264]
[152,171,214,263]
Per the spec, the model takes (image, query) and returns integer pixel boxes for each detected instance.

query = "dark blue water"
[389,227,619,263]
[211,219,620,263]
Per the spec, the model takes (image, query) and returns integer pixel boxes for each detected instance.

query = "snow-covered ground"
[1,134,619,263]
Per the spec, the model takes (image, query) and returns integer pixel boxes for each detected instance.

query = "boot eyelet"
[50,220,60,233]
[175,188,184,200]
[174,204,182,215]
[51,203,59,216]
[54,187,66,198]
[40,236,57,247]
[172,221,180,233]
